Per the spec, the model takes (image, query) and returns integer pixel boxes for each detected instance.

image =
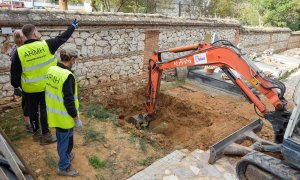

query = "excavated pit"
[106,85,272,150]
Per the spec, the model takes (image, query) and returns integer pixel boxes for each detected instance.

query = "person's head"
[13,30,26,47]
[60,47,78,69]
[22,24,41,40]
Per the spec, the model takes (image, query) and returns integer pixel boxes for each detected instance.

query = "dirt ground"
[1,82,276,179]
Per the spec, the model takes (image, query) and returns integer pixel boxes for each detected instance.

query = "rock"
[35,169,41,174]
[89,77,98,86]
[80,32,90,39]
[165,169,171,175]
[163,175,179,180]
[3,83,13,91]
[6,91,13,96]
[86,38,96,45]
[93,33,101,40]
[189,166,200,175]
[94,46,103,56]
[81,46,88,56]
[75,38,84,45]
[111,45,120,54]
[111,74,119,81]
[97,40,109,46]
[49,32,59,37]
[0,76,9,83]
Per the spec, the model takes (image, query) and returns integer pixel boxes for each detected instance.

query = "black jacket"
[57,62,77,118]
[10,25,75,88]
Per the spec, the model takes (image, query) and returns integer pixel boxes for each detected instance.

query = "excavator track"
[236,151,300,180]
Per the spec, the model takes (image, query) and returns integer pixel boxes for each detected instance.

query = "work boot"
[40,132,56,145]
[57,168,79,177]
[25,124,33,133]
[32,130,41,142]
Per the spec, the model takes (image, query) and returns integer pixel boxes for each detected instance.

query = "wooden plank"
[0,129,35,179]
[0,167,9,180]
[0,135,26,180]
[5,139,25,171]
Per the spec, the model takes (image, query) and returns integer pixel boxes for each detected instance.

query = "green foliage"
[264,0,300,30]
[278,68,298,80]
[129,133,136,144]
[83,123,106,144]
[0,109,30,141]
[88,0,300,30]
[91,0,172,13]
[139,156,155,166]
[88,155,107,169]
[84,103,115,120]
[139,138,147,152]
[44,151,57,169]
[69,0,84,5]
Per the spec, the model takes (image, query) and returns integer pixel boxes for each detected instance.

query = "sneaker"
[32,130,41,142]
[69,152,75,162]
[25,124,33,133]
[57,168,79,177]
[40,132,57,145]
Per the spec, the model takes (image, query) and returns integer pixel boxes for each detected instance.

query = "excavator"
[128,39,300,179]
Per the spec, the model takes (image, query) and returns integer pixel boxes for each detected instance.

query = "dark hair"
[22,24,36,39]
[60,54,72,61]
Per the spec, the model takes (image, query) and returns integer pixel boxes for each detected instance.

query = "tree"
[237,0,266,26]
[206,0,235,17]
[264,0,300,30]
[59,0,68,10]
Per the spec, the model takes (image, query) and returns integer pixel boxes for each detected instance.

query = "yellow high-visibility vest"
[45,66,79,129]
[18,40,57,92]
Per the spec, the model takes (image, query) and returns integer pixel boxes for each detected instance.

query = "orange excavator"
[128,40,300,179]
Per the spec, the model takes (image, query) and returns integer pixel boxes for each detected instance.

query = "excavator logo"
[194,53,207,65]
[173,58,192,66]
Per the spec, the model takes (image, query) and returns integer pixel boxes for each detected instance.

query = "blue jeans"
[56,128,74,170]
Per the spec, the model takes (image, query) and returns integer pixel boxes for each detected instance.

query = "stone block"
[0,75,9,83]
[75,38,84,45]
[50,32,59,37]
[86,38,96,46]
[80,32,90,39]
[2,83,13,91]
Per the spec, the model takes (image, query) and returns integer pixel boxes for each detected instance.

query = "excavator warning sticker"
[194,53,207,65]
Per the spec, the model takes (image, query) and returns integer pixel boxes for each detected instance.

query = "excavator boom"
[128,41,290,143]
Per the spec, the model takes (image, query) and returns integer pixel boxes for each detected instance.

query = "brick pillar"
[143,30,159,72]
[286,33,291,50]
[234,28,240,46]
[268,33,273,49]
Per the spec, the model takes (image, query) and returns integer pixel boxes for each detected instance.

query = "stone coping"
[291,31,300,35]
[0,9,240,27]
[241,26,291,33]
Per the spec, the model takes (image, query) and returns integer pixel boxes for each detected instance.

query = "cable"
[254,104,264,118]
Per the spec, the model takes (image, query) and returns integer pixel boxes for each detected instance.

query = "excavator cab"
[281,80,300,170]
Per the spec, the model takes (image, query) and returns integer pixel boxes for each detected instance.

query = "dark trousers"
[24,91,49,134]
[56,128,74,170]
[21,93,29,117]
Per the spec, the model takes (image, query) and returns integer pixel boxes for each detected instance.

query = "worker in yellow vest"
[45,47,82,177]
[10,19,79,145]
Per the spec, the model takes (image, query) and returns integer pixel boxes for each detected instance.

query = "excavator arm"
[129,40,290,143]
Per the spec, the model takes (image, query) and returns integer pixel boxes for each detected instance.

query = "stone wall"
[0,9,299,110]
[239,27,293,54]
[288,32,300,49]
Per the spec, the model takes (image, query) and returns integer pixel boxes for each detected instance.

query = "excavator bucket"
[127,114,149,129]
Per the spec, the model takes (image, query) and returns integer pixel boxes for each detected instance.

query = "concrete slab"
[253,62,282,78]
[128,149,237,180]
[271,54,300,68]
